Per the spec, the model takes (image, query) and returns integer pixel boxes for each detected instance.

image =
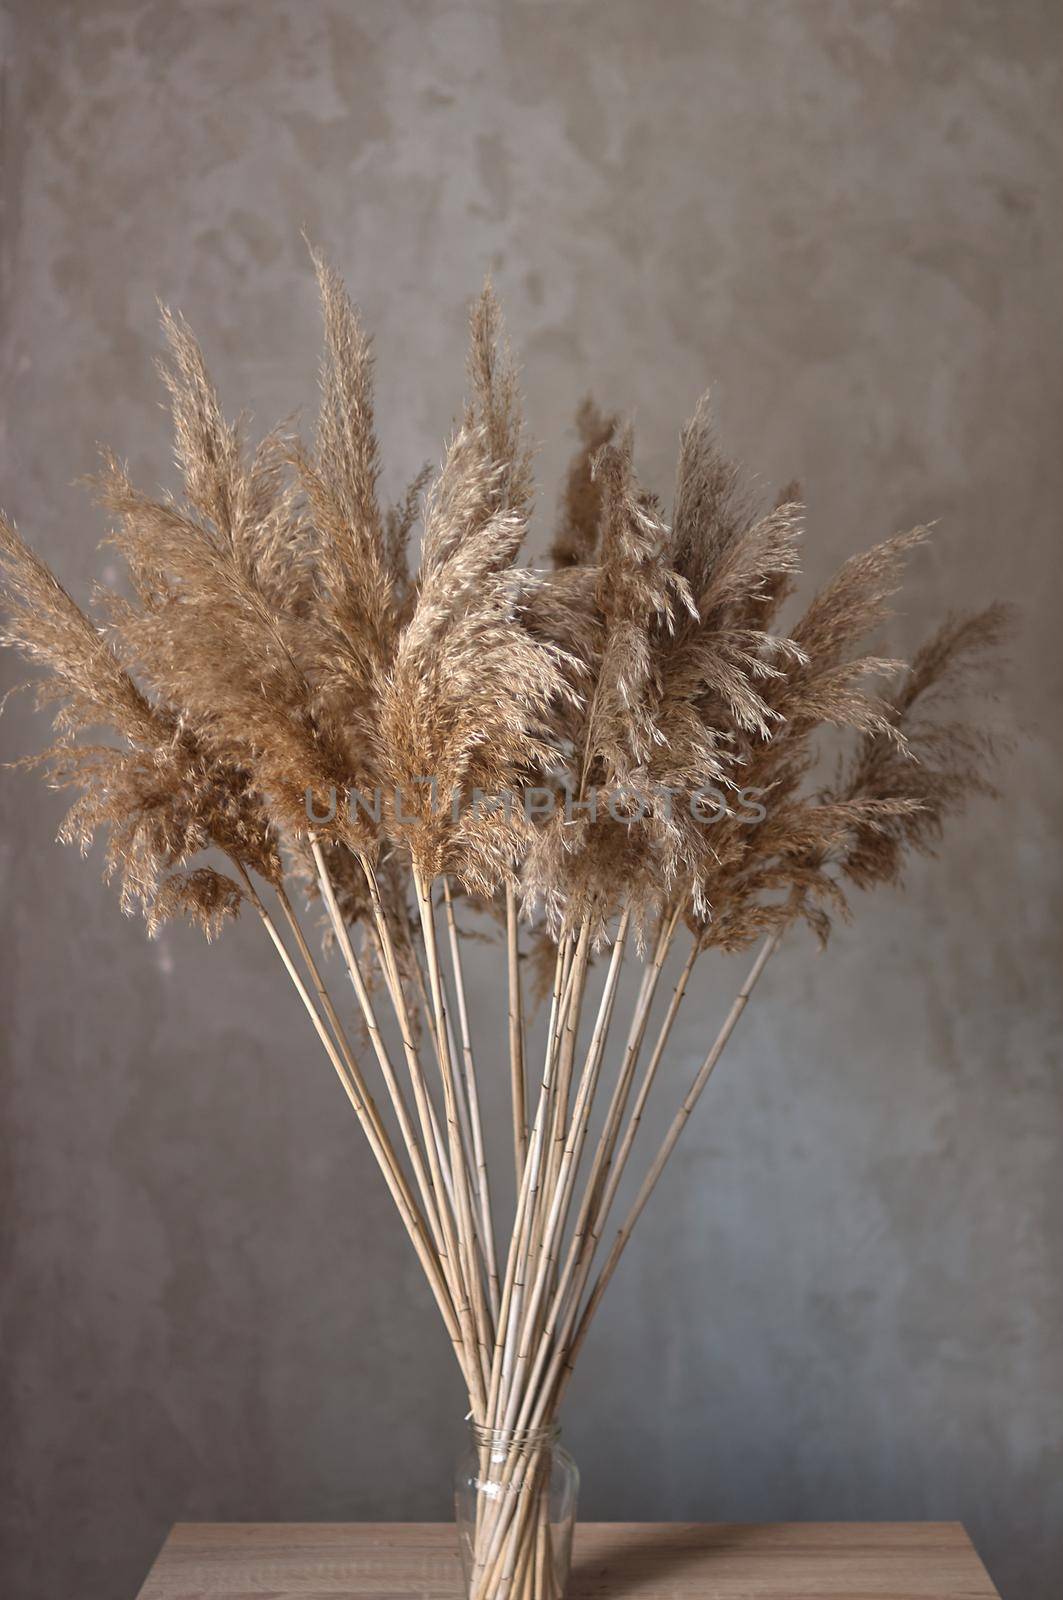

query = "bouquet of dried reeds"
[0,254,1007,1600]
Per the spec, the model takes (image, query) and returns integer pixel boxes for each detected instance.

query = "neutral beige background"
[1,3,1061,1598]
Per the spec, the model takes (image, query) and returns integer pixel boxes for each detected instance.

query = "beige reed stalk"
[488,928,584,1430]
[505,909,687,1442]
[472,916,631,1596]
[309,840,458,1287]
[501,927,589,1403]
[444,878,501,1321]
[414,867,495,1411]
[470,933,779,1600]
[567,904,684,1258]
[568,926,704,1305]
[358,859,495,1360]
[465,934,778,1598]
[230,863,471,1388]
[506,880,528,1186]
[566,928,782,1383]
[311,840,492,1408]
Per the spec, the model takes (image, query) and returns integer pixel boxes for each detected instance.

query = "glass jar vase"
[455,1420,579,1600]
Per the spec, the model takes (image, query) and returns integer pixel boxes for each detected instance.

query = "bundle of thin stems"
[0,252,1008,1600]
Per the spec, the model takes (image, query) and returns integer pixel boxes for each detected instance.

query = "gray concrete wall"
[1,3,1061,1597]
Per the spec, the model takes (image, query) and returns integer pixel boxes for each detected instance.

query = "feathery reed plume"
[550,398,618,569]
[374,287,576,894]
[0,257,1010,1600]
[0,512,279,936]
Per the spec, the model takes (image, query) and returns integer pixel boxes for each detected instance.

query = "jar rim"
[469,1419,560,1448]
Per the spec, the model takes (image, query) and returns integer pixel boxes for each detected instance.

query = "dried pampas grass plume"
[0,251,1010,1600]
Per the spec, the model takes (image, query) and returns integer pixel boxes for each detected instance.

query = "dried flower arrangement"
[0,255,1007,1600]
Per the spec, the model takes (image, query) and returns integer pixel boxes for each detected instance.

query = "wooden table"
[135,1522,1001,1598]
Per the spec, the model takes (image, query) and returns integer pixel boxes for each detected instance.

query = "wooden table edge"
[136,1520,1002,1598]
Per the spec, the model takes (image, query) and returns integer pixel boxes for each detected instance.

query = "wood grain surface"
[134,1521,1001,1598]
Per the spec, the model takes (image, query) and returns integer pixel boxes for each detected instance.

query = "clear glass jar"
[455,1420,579,1600]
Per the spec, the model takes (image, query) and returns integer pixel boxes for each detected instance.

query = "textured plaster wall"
[1,2,1061,1597]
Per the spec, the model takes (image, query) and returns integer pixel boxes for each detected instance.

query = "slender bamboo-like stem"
[407,943,459,1205]
[444,878,501,1322]
[491,929,579,1409]
[264,857,775,1598]
[265,854,778,1600]
[231,863,470,1388]
[309,839,454,1283]
[362,871,493,1338]
[513,907,683,1433]
[542,952,580,1212]
[486,927,575,1434]
[576,925,702,1283]
[360,919,456,1213]
[356,852,458,1202]
[312,840,487,1409]
[479,936,585,1600]
[472,929,779,1599]
[514,912,632,1402]
[531,930,585,1297]
[500,925,589,1415]
[566,903,683,1270]
[506,879,528,1186]
[515,927,703,1442]
[270,878,457,1248]
[439,997,499,1339]
[565,929,781,1381]
[527,909,630,1316]
[438,990,483,1249]
[414,866,493,1413]
[274,880,372,1075]
[505,925,707,1445]
[472,915,630,1597]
